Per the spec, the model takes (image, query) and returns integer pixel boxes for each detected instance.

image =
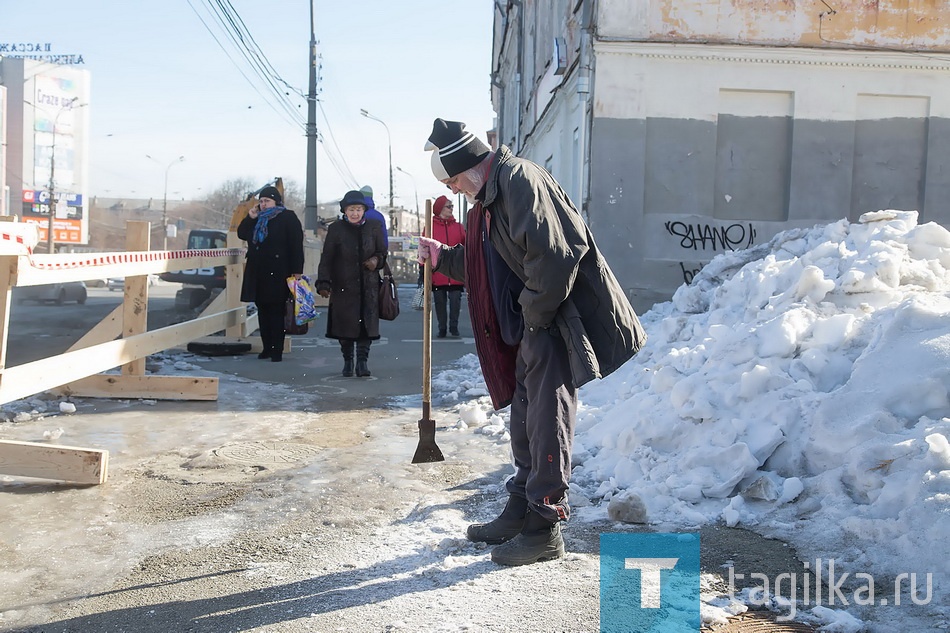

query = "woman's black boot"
[356,340,371,377]
[341,340,355,377]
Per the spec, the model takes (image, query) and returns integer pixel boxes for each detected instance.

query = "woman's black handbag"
[378,262,399,321]
[284,297,309,335]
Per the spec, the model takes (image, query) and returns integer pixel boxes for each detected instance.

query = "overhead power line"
[185,0,368,195]
[317,101,359,187]
[209,0,303,122]
[186,0,305,130]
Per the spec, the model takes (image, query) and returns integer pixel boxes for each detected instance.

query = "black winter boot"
[356,340,371,377]
[466,495,528,544]
[489,509,565,566]
[340,340,355,377]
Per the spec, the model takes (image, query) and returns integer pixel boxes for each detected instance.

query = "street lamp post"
[359,108,395,235]
[395,166,420,234]
[46,97,82,254]
[146,154,185,250]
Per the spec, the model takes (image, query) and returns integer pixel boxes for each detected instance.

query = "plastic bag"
[286,275,318,326]
[411,285,425,311]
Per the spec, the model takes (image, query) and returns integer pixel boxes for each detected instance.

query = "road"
[6,282,184,367]
[5,281,476,410]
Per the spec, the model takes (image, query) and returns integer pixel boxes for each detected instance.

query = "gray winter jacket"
[440,146,646,388]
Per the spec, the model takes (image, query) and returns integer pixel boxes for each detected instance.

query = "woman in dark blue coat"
[237,186,305,362]
[315,190,387,377]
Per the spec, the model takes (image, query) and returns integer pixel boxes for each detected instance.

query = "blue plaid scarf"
[253,206,284,243]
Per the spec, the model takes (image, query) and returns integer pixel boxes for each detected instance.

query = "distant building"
[491,1,950,311]
[0,57,91,250]
[87,196,229,251]
[0,83,7,216]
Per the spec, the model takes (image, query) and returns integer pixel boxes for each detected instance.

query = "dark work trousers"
[256,300,286,355]
[433,286,462,335]
[505,326,577,523]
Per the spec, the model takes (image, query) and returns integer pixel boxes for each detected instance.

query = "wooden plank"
[122,221,150,376]
[0,255,16,370]
[226,230,245,337]
[0,307,245,405]
[54,374,218,400]
[194,292,267,343]
[195,287,227,319]
[0,439,108,484]
[243,310,259,339]
[67,304,123,352]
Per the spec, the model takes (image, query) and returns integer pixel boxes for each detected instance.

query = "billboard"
[0,84,6,216]
[21,189,83,243]
[19,63,89,245]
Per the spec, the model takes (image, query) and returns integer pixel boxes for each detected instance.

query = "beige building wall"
[598,0,950,48]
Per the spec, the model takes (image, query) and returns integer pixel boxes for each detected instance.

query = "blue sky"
[3,0,496,206]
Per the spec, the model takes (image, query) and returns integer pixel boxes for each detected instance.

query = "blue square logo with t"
[600,532,700,633]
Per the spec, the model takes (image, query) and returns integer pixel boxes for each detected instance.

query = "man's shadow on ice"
[22,540,496,633]
[394,464,516,525]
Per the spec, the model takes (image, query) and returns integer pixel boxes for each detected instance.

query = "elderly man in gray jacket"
[418,118,646,566]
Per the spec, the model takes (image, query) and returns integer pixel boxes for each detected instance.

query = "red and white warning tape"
[0,231,243,270]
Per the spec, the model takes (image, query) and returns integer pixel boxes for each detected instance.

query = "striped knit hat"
[425,118,491,180]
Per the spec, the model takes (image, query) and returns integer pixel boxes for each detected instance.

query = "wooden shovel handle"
[422,199,433,406]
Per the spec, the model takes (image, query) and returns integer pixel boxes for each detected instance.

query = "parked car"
[16,281,88,305]
[86,278,108,288]
[107,276,159,291]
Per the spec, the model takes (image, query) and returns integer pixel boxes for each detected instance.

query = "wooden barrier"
[0,221,252,405]
[0,220,257,483]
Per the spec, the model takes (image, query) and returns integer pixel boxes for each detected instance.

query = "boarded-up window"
[714,89,793,221]
[850,94,928,221]
[644,117,713,215]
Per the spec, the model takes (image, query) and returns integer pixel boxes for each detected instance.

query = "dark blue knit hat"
[340,190,367,211]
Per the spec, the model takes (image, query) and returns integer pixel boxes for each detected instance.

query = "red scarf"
[464,199,518,410]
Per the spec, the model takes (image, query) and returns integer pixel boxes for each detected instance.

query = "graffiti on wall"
[678,261,704,285]
[665,221,757,285]
[664,221,756,251]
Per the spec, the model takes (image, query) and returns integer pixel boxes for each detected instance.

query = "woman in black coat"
[316,190,387,377]
[237,185,305,362]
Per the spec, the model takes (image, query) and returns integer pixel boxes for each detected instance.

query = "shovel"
[412,202,445,464]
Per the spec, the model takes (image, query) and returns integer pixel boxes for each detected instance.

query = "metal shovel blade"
[412,418,444,463]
